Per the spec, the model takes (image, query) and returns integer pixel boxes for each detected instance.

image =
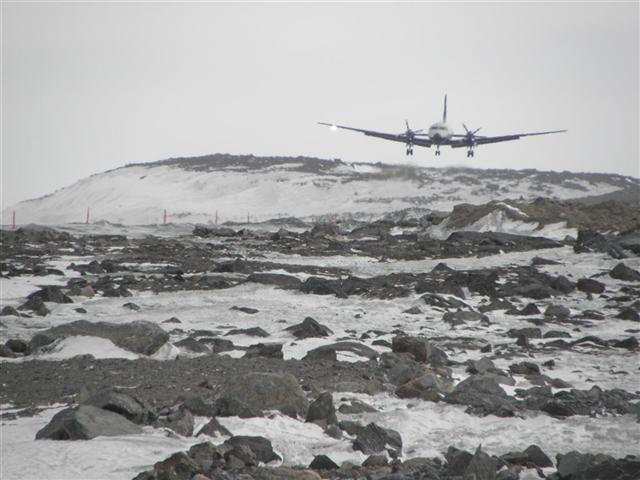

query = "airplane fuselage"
[427,122,453,144]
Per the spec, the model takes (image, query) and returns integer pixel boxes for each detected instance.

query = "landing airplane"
[319,96,566,158]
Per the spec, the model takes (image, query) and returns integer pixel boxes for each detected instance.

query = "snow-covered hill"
[2,154,637,225]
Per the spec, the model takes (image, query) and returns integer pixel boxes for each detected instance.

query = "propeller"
[462,123,482,144]
[403,120,423,142]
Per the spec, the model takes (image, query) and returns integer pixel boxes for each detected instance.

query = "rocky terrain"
[1,158,639,480]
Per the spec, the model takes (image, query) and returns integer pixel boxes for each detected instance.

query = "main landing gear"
[434,146,441,156]
[466,149,475,158]
[406,146,414,156]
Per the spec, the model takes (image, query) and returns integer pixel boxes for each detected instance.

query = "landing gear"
[467,149,475,158]
[406,146,414,156]
[435,147,441,156]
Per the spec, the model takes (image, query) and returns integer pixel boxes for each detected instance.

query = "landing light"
[331,125,337,131]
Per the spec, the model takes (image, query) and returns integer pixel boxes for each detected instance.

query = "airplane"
[319,95,566,158]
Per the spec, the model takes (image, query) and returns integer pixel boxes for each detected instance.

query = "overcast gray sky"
[2,2,638,207]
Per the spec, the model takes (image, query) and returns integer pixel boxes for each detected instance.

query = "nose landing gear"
[466,149,475,158]
[434,146,441,156]
[406,146,414,156]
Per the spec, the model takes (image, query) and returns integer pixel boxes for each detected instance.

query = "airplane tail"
[443,94,448,123]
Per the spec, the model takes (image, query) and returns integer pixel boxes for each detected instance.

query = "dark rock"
[545,305,571,319]
[230,306,259,314]
[544,330,572,339]
[352,422,402,455]
[616,307,640,322]
[217,372,307,418]
[174,337,211,354]
[27,286,73,304]
[243,343,283,359]
[18,296,50,316]
[420,293,470,310]
[182,396,218,417]
[225,327,270,337]
[507,327,542,339]
[223,436,281,463]
[306,392,337,425]
[302,347,337,362]
[551,276,576,295]
[141,451,201,480]
[362,455,388,467]
[285,317,333,339]
[339,420,364,436]
[577,278,605,294]
[304,341,378,360]
[557,451,594,478]
[199,337,235,353]
[309,455,339,470]
[445,374,517,417]
[506,303,541,316]
[0,344,18,358]
[5,338,29,354]
[532,256,561,266]
[509,362,541,376]
[523,445,553,468]
[0,306,20,316]
[163,317,181,323]
[35,405,142,440]
[301,277,342,296]
[246,272,302,290]
[35,320,169,355]
[403,306,423,315]
[188,442,225,471]
[84,387,156,424]
[465,445,497,480]
[123,302,141,311]
[442,310,490,326]
[193,225,236,237]
[610,263,640,282]
[396,373,453,401]
[445,446,473,476]
[613,336,638,350]
[196,418,231,437]
[154,406,194,436]
[338,399,378,414]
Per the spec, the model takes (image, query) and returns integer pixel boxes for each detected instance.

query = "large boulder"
[576,278,605,294]
[306,392,337,426]
[246,272,302,290]
[285,317,333,339]
[217,372,308,418]
[223,436,281,464]
[465,446,497,480]
[83,388,156,424]
[352,423,402,456]
[391,335,447,365]
[36,405,142,440]
[610,263,640,282]
[35,320,169,355]
[27,286,73,304]
[444,374,518,417]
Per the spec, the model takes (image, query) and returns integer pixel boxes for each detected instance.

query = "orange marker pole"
[12,211,16,230]
[86,207,90,224]
[163,209,167,225]
[215,210,218,225]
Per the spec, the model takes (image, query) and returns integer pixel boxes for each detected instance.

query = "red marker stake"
[12,211,16,230]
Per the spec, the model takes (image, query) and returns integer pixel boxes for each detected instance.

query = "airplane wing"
[318,122,432,147]
[449,130,566,148]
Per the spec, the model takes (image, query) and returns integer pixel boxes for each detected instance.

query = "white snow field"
[1,157,631,225]
[1,234,639,479]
